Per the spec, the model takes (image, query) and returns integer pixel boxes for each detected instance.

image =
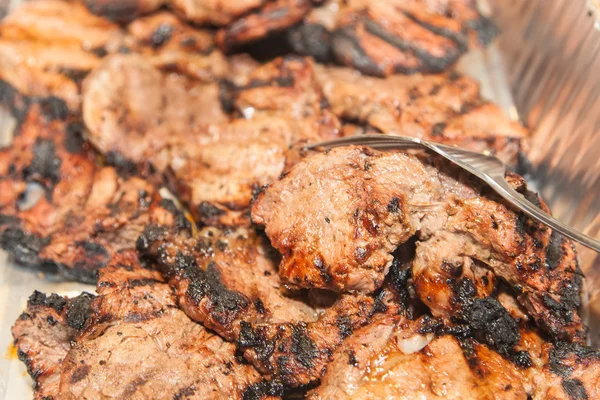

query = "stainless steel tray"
[0,0,599,398]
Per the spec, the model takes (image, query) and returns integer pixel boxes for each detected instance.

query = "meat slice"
[309,316,600,399]
[251,146,586,342]
[124,11,230,81]
[84,55,340,226]
[315,65,528,166]
[0,0,124,53]
[11,291,95,400]
[83,0,312,49]
[12,253,280,400]
[238,294,376,387]
[139,222,411,388]
[60,254,279,400]
[0,0,124,112]
[138,225,318,341]
[0,105,189,282]
[0,3,230,113]
[289,0,497,76]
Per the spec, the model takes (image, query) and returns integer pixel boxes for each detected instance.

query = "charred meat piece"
[251,146,585,342]
[138,225,317,341]
[84,55,340,226]
[290,0,497,76]
[84,0,312,49]
[59,254,279,400]
[310,315,600,399]
[0,106,188,282]
[140,224,409,388]
[0,3,229,113]
[238,294,376,387]
[11,291,95,400]
[13,254,279,400]
[315,65,528,166]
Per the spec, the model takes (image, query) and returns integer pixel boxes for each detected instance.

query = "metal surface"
[490,0,600,342]
[311,134,600,253]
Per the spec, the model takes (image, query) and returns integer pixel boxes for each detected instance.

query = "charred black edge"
[0,227,49,267]
[183,254,252,325]
[0,80,69,127]
[237,321,320,381]
[65,292,96,330]
[138,227,253,330]
[28,291,68,313]
[363,19,462,74]
[242,380,285,400]
[287,23,333,63]
[83,0,145,22]
[238,296,379,387]
[25,290,95,330]
[402,11,469,52]
[159,198,192,232]
[451,278,530,367]
[105,151,139,178]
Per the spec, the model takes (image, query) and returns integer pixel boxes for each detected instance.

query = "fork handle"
[493,178,600,252]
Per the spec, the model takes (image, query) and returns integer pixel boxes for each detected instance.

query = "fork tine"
[365,142,418,150]
[308,134,419,149]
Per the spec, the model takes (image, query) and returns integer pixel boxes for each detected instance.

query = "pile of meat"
[2,1,598,399]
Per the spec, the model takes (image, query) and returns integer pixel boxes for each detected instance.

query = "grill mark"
[176,253,251,326]
[363,19,461,73]
[562,379,588,400]
[403,11,468,51]
[330,26,386,77]
[69,364,91,384]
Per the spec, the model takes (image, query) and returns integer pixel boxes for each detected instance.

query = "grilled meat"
[85,53,527,227]
[0,106,188,282]
[84,55,340,226]
[0,2,229,113]
[124,11,230,80]
[289,0,496,76]
[11,291,95,400]
[84,0,312,49]
[238,293,376,387]
[309,314,600,399]
[314,65,527,166]
[139,224,413,388]
[12,253,281,400]
[59,255,279,400]
[251,146,585,342]
[0,0,124,112]
[138,225,318,341]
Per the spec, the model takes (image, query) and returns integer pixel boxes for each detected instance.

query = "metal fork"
[308,134,600,253]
